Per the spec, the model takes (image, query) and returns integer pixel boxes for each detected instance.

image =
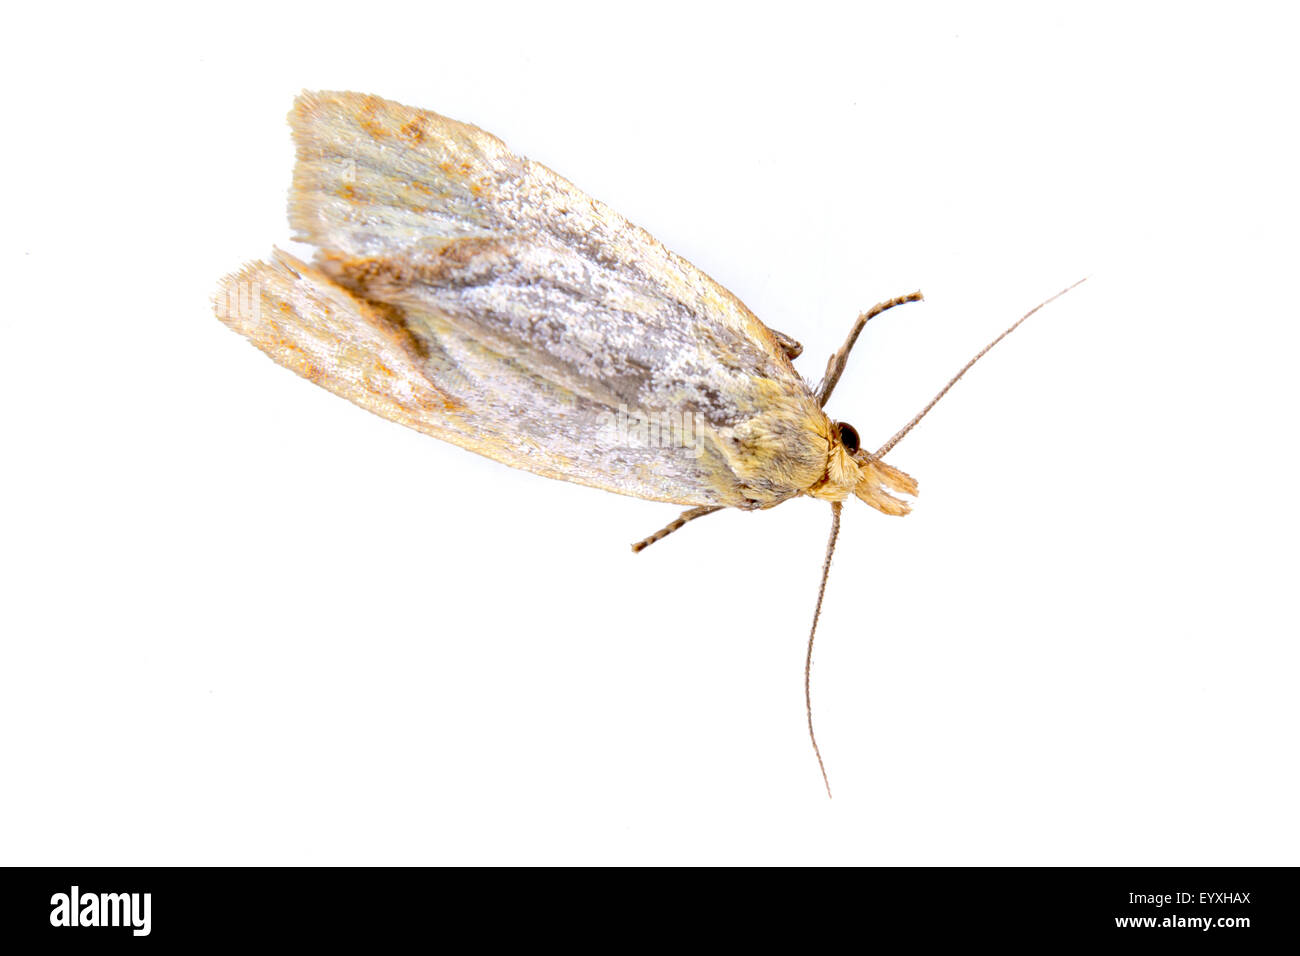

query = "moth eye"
[836,422,860,454]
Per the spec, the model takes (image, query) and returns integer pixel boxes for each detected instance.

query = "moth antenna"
[874,277,1090,458]
[816,291,925,406]
[806,500,842,799]
[630,505,723,553]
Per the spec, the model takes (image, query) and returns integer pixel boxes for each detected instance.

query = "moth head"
[824,420,918,516]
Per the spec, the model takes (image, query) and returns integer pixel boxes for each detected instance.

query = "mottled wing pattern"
[219,91,833,508]
[220,250,749,504]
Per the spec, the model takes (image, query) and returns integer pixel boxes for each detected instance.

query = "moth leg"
[815,291,924,406]
[630,506,723,553]
[771,329,804,360]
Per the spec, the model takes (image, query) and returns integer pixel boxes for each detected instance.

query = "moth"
[215,91,1083,797]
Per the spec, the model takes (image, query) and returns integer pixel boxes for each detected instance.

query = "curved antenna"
[875,277,1089,458]
[806,500,842,799]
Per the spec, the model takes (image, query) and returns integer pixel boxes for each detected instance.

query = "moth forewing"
[214,251,462,432]
[277,90,838,511]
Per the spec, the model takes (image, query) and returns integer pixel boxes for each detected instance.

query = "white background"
[2,2,1296,865]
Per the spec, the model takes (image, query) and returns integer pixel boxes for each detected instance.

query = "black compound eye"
[837,421,860,454]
